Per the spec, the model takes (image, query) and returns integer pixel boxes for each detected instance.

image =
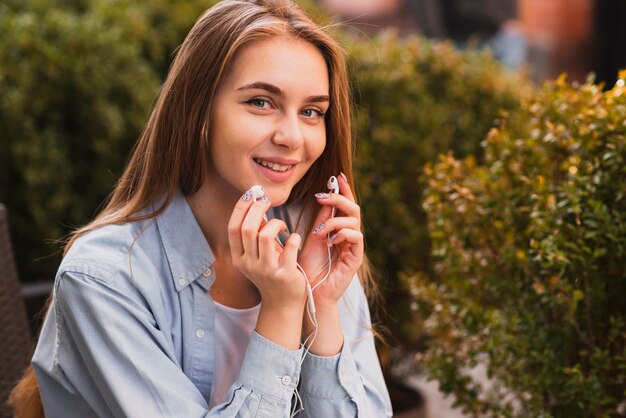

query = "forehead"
[222,36,329,95]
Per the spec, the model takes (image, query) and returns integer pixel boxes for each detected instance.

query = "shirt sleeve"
[38,267,302,418]
[297,276,393,417]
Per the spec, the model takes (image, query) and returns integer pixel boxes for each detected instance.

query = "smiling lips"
[253,158,294,172]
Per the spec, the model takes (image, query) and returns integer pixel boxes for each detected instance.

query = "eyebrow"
[237,82,330,103]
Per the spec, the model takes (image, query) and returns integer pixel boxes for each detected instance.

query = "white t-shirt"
[208,300,261,408]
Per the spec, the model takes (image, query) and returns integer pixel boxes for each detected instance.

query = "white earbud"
[250,185,265,201]
[327,176,339,194]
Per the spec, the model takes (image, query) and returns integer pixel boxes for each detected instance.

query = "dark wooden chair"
[0,204,34,418]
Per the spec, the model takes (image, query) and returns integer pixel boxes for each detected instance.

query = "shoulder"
[58,218,164,290]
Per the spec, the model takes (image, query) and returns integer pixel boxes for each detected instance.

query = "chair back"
[0,204,32,418]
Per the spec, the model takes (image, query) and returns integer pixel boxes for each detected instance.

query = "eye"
[246,98,271,109]
[301,108,325,118]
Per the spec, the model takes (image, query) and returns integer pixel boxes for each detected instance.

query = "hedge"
[0,6,160,277]
[411,73,626,417]
[349,31,529,342]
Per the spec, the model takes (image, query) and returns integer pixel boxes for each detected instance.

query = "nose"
[272,113,304,149]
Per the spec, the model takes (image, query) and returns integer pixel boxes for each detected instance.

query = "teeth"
[254,158,293,172]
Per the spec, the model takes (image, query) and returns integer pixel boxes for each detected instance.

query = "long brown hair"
[9,0,377,416]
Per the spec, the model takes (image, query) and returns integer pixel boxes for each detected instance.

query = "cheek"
[308,127,327,162]
[215,117,271,158]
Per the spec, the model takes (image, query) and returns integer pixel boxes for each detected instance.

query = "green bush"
[0,7,160,278]
[1,0,214,76]
[349,31,529,340]
[411,73,626,417]
[88,0,216,77]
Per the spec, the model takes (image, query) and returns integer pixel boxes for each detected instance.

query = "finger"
[315,193,361,221]
[258,219,288,266]
[228,190,257,258]
[279,232,301,271]
[337,172,356,202]
[330,229,364,262]
[311,216,360,236]
[309,204,333,236]
[240,198,271,259]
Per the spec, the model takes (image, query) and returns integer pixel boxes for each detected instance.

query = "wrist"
[257,304,305,350]
[259,302,306,322]
[312,298,339,314]
[302,301,343,356]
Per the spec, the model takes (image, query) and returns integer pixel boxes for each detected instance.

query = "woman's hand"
[227,191,307,311]
[298,174,364,309]
[228,189,308,350]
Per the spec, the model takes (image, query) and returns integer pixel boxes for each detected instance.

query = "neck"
[186,178,241,260]
[186,177,262,308]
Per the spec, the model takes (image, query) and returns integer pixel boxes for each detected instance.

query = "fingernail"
[329,233,338,241]
[313,223,325,234]
[315,192,330,199]
[241,190,253,201]
[340,172,348,183]
[259,195,270,203]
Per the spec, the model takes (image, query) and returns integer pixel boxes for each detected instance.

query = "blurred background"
[321,0,626,84]
[1,0,625,417]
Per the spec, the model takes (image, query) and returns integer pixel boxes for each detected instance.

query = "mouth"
[253,158,294,172]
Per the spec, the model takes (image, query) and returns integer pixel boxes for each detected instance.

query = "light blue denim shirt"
[32,190,393,417]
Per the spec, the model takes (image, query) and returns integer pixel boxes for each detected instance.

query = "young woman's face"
[207,36,329,206]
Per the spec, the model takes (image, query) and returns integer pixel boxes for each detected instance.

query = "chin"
[263,186,293,207]
[269,194,289,207]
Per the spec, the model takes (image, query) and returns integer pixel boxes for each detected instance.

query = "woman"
[9,0,392,416]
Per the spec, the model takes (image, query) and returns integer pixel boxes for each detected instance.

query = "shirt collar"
[155,189,215,292]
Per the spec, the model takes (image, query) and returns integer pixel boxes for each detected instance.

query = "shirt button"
[202,267,213,277]
[195,329,205,339]
[178,278,187,287]
[280,376,292,385]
